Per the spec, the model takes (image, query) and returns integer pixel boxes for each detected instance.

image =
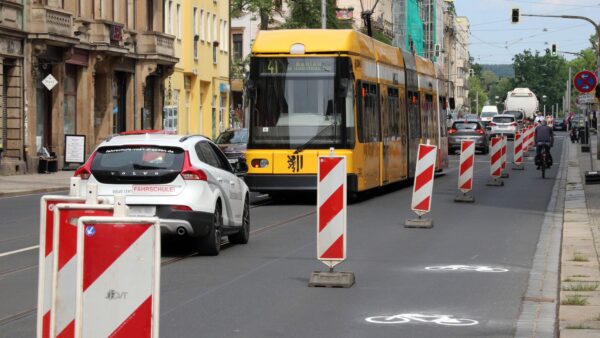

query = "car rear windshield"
[492,116,514,123]
[504,111,524,120]
[91,146,184,184]
[453,122,481,130]
[481,112,496,117]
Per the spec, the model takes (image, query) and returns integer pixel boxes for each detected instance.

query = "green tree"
[231,0,279,30]
[480,70,499,93]
[283,0,339,29]
[512,49,568,115]
[489,77,513,111]
[468,76,488,113]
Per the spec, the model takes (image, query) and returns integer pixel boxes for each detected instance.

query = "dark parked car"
[215,128,248,172]
[448,120,489,154]
[553,118,566,131]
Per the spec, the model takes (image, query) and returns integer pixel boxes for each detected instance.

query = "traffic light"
[511,8,520,24]
[551,43,557,56]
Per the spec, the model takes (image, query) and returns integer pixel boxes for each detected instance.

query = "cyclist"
[534,119,554,169]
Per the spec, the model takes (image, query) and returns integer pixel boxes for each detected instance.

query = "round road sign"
[573,70,597,93]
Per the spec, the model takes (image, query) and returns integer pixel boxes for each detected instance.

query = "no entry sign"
[573,70,597,93]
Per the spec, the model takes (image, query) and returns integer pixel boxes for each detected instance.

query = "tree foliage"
[231,0,280,30]
[468,76,488,112]
[283,0,339,29]
[512,49,568,115]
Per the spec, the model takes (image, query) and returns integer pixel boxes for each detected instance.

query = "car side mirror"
[233,158,248,176]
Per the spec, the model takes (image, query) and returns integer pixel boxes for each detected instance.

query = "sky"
[453,0,600,65]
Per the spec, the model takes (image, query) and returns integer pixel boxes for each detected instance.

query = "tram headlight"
[251,159,269,168]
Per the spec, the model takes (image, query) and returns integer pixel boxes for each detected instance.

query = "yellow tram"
[244,29,448,195]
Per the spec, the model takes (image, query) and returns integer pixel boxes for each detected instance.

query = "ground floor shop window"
[112,72,127,133]
[143,76,156,130]
[163,106,178,133]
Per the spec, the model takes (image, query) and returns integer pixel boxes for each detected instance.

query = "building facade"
[0,0,178,174]
[163,0,230,140]
[335,0,393,37]
[0,0,26,173]
[442,3,469,115]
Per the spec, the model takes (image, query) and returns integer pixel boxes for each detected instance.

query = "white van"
[480,105,499,127]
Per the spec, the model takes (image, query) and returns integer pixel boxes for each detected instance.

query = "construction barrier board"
[317,156,347,268]
[50,204,114,338]
[458,140,475,193]
[75,216,161,338]
[411,144,438,215]
[37,196,88,338]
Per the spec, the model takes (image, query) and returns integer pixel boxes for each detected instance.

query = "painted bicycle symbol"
[425,265,508,272]
[365,313,478,326]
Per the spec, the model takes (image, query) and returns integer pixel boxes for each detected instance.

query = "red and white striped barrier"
[406,144,437,228]
[455,140,475,203]
[500,136,509,178]
[486,137,504,186]
[50,203,114,338]
[513,132,524,170]
[37,197,84,338]
[316,155,347,267]
[75,217,160,338]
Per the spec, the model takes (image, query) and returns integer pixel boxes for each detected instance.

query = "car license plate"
[128,206,156,217]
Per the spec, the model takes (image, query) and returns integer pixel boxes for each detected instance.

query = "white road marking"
[425,265,509,272]
[0,245,39,258]
[365,313,479,326]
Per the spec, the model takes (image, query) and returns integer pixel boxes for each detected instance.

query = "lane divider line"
[0,245,39,258]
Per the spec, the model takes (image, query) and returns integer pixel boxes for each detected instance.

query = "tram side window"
[387,88,400,140]
[407,91,420,140]
[424,94,434,139]
[357,82,380,143]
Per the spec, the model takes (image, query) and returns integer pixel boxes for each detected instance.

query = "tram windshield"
[248,57,354,149]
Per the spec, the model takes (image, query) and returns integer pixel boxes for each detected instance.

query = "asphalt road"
[0,135,565,338]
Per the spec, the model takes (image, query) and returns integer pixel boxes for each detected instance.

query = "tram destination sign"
[261,58,334,75]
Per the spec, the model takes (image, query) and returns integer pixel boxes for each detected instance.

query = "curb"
[0,186,69,198]
[515,137,568,338]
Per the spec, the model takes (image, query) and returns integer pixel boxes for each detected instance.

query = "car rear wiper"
[294,122,337,154]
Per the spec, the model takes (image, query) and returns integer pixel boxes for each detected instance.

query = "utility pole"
[476,91,479,114]
[521,13,600,158]
[321,0,326,29]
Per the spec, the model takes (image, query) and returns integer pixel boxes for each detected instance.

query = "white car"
[489,114,518,139]
[74,131,250,255]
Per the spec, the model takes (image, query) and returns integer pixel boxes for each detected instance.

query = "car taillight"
[490,122,497,126]
[448,129,457,134]
[476,129,485,135]
[172,205,192,211]
[181,151,207,181]
[251,159,269,168]
[74,152,96,180]
[511,122,518,126]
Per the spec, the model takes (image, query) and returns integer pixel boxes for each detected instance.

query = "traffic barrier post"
[512,132,524,170]
[37,178,83,338]
[500,136,510,178]
[405,143,438,228]
[455,140,475,203]
[486,137,504,186]
[49,201,114,338]
[309,148,354,288]
[74,216,160,338]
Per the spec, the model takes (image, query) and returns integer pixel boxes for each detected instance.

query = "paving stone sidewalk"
[0,170,72,197]
[559,136,600,337]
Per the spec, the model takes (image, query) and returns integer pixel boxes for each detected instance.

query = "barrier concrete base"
[512,164,524,170]
[501,172,510,178]
[582,144,591,152]
[454,192,475,203]
[308,271,355,288]
[404,218,434,228]
[486,177,504,186]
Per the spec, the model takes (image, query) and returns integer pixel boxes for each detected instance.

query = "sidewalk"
[0,170,72,197]
[559,135,600,336]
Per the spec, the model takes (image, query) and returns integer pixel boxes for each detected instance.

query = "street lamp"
[542,95,547,115]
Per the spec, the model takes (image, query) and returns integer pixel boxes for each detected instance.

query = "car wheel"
[228,196,250,245]
[197,202,222,255]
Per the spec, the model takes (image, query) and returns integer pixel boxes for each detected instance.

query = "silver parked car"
[448,120,489,154]
[489,114,518,139]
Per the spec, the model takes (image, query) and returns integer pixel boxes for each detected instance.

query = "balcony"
[29,5,78,45]
[89,20,128,54]
[137,32,177,64]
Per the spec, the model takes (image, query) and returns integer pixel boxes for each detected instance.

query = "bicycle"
[365,313,478,326]
[536,141,551,179]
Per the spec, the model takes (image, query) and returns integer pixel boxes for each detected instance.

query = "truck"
[504,88,539,120]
